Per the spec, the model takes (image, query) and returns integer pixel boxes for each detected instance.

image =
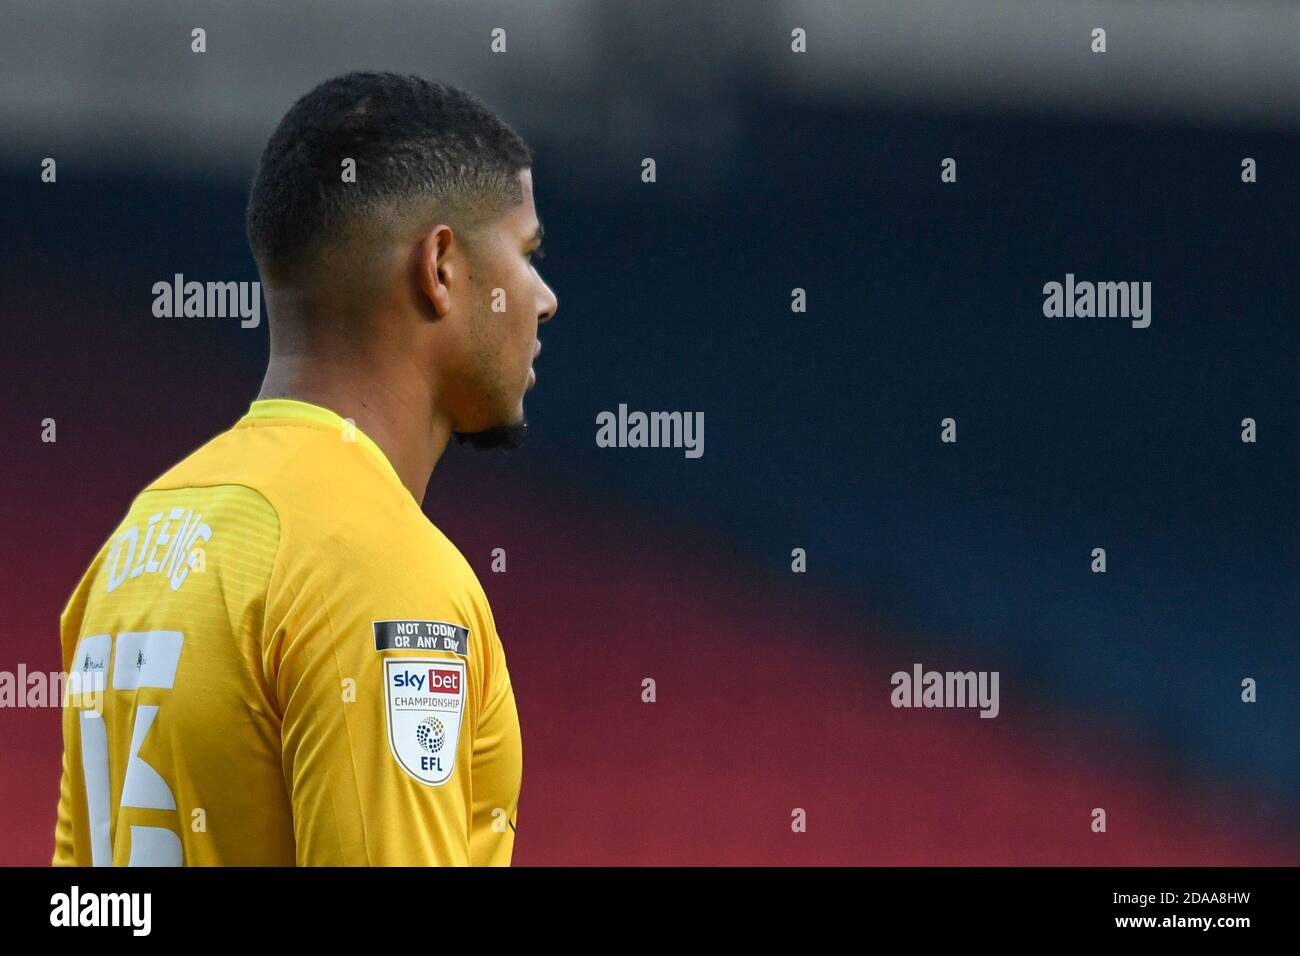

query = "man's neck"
[256,354,450,504]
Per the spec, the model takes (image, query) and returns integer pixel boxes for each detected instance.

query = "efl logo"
[384,656,466,785]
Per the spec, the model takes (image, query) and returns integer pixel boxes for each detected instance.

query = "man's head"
[246,72,557,448]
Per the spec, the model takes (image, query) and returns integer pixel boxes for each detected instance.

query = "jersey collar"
[241,398,405,490]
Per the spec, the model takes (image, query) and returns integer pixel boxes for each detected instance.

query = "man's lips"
[528,341,541,389]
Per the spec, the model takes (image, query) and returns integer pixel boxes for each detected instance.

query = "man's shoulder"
[149,415,376,494]
[132,414,487,605]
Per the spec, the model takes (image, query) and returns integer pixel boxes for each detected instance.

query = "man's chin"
[452,419,528,451]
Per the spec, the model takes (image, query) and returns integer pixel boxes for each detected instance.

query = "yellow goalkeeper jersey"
[52,398,522,866]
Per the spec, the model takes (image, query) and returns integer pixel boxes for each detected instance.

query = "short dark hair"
[246,71,533,279]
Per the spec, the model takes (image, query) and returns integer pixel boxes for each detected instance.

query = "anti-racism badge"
[373,620,469,656]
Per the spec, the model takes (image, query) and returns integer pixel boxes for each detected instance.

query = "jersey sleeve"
[51,538,108,868]
[51,744,77,866]
[467,597,522,865]
[263,535,492,866]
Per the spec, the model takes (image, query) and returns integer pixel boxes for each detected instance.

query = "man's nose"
[538,281,558,325]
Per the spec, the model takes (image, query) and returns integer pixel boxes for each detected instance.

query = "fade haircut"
[246,71,533,280]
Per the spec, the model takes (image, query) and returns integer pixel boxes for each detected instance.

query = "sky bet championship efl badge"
[375,621,470,786]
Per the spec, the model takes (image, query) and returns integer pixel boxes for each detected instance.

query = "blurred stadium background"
[1,0,1297,864]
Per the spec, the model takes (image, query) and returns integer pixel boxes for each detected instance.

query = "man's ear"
[417,225,457,318]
